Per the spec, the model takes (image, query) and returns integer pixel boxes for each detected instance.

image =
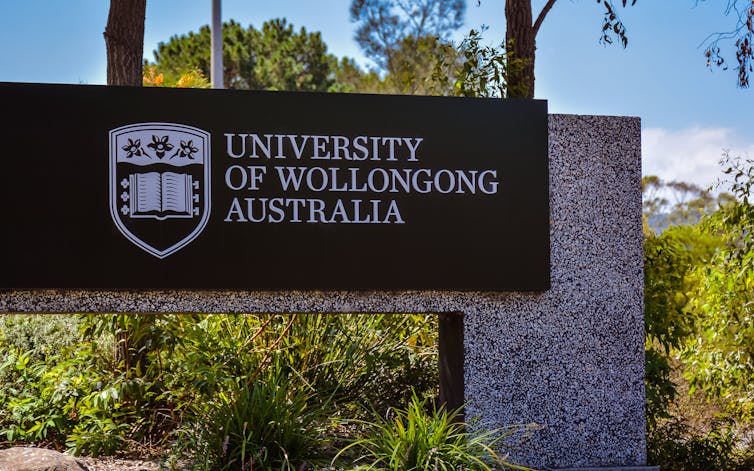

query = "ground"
[79,456,164,471]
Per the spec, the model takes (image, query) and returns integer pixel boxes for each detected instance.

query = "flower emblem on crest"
[121,138,145,158]
[147,135,174,158]
[172,140,199,160]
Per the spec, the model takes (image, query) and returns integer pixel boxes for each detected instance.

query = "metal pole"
[211,0,223,89]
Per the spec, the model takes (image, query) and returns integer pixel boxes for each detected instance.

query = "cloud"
[642,126,754,189]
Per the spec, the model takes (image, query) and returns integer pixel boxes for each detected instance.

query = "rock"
[0,447,88,471]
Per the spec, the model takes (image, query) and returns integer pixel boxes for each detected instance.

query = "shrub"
[0,315,82,364]
[335,392,531,471]
[648,417,754,471]
[1,313,441,462]
[177,375,321,470]
[270,313,438,415]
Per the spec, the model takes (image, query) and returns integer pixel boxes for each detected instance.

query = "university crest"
[109,123,211,258]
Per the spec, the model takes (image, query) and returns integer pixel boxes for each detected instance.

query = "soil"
[78,456,169,471]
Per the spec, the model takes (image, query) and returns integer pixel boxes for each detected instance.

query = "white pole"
[211,0,223,89]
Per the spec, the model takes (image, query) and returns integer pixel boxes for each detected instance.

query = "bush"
[335,392,531,471]
[648,417,754,471]
[0,313,442,463]
[270,313,437,415]
[0,335,151,456]
[178,375,321,470]
[0,315,82,364]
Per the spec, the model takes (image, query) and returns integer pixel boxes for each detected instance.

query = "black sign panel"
[0,82,548,291]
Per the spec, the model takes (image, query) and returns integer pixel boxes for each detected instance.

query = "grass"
[334,393,532,471]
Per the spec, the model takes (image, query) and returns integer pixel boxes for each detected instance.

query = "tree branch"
[533,0,558,36]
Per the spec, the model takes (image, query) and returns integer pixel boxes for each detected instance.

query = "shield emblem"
[109,123,211,258]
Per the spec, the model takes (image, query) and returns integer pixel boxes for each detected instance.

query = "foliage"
[700,0,754,87]
[644,224,719,353]
[182,375,321,470]
[0,313,438,464]
[595,0,637,48]
[333,26,523,98]
[0,341,135,455]
[345,0,520,97]
[0,315,81,364]
[644,226,693,425]
[381,34,456,95]
[642,182,722,425]
[350,0,465,74]
[149,18,336,91]
[0,316,121,453]
[254,19,335,91]
[335,392,531,470]
[144,11,518,97]
[332,34,460,96]
[428,29,525,98]
[681,154,754,419]
[645,346,678,427]
[642,176,735,231]
[143,65,210,88]
[269,313,437,415]
[641,166,754,464]
[330,57,387,93]
[648,416,754,471]
[347,0,638,98]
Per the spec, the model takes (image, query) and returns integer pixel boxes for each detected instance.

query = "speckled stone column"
[462,114,648,470]
[0,114,650,470]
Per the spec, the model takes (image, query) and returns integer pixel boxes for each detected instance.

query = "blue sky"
[1,0,752,188]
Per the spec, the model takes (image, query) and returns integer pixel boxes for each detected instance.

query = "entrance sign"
[0,82,549,290]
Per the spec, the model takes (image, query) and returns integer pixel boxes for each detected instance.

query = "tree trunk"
[104,2,152,376]
[104,0,147,86]
[505,0,536,98]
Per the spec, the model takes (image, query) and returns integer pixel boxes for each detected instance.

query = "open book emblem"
[109,123,211,258]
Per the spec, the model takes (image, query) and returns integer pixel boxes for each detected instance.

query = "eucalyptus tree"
[104,0,146,86]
